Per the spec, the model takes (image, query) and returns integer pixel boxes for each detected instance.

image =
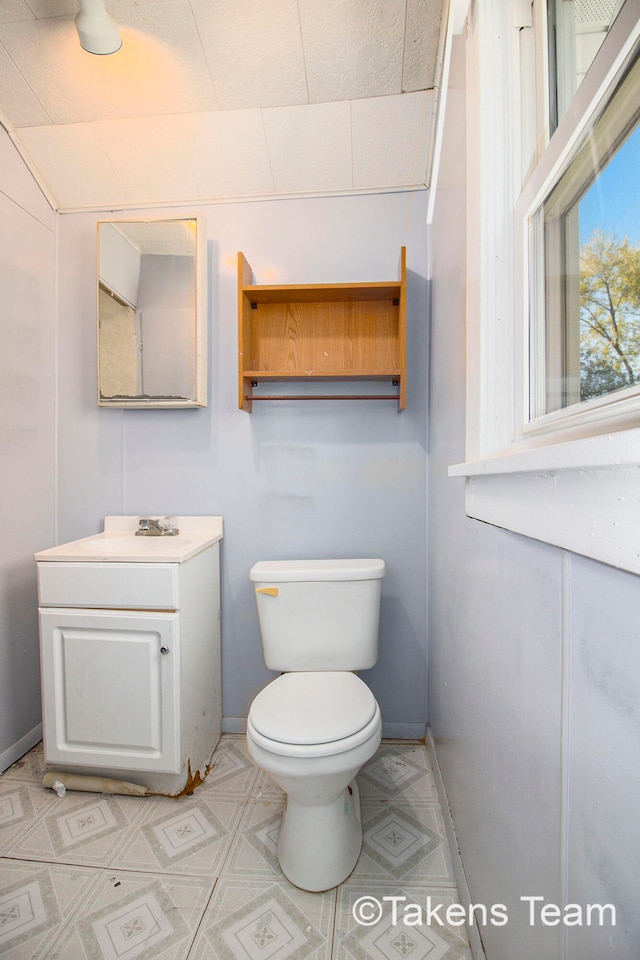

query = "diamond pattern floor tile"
[355,802,456,884]
[199,739,261,800]
[48,870,213,960]
[1,736,470,960]
[190,879,335,960]
[222,794,285,880]
[107,794,244,876]
[0,782,57,855]
[3,744,47,786]
[251,767,288,800]
[358,743,439,802]
[0,860,102,960]
[334,884,472,960]
[8,791,147,868]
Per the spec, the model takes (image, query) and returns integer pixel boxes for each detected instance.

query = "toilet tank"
[250,558,385,671]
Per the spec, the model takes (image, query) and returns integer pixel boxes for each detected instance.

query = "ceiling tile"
[0,42,50,126]
[0,125,56,225]
[182,110,274,199]
[111,0,221,110]
[403,0,444,91]
[351,91,434,188]
[0,1,441,209]
[3,2,218,125]
[299,0,405,102]
[190,0,307,109]
[16,122,126,209]
[262,100,352,194]
[93,114,200,205]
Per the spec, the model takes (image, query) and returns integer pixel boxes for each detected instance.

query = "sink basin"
[35,516,223,563]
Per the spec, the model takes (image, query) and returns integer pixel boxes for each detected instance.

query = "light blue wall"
[56,192,429,737]
[0,128,56,769]
[428,37,640,959]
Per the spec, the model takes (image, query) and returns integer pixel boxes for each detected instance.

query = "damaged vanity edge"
[42,756,216,800]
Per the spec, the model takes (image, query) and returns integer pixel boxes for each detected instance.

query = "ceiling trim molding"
[426,0,468,223]
[53,183,428,217]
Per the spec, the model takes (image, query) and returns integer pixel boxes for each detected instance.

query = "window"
[529,49,640,426]
[447,0,640,575]
[547,0,626,132]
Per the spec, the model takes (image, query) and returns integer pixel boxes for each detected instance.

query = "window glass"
[548,0,626,132]
[578,125,640,401]
[530,50,640,418]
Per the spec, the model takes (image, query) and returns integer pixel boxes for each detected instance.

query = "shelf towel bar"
[245,394,400,402]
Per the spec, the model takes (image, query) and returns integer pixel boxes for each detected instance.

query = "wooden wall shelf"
[238,248,406,412]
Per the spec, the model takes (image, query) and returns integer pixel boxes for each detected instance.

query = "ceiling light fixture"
[75,0,122,55]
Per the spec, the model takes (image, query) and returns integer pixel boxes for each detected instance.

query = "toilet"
[246,558,385,892]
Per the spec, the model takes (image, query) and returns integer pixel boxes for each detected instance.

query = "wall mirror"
[97,217,207,407]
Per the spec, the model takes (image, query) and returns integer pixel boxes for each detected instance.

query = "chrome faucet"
[135,516,179,536]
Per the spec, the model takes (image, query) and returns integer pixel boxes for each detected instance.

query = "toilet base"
[277,779,363,892]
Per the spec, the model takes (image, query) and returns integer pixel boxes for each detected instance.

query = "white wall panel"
[428,32,640,959]
[427,36,566,959]
[566,557,640,958]
[0,127,56,769]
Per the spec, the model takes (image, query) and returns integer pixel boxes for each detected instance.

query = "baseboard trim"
[382,721,428,740]
[222,717,247,734]
[0,723,43,774]
[426,725,487,960]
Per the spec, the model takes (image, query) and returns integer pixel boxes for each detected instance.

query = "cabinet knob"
[160,646,170,655]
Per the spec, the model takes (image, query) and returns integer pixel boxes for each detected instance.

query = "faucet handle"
[161,516,179,536]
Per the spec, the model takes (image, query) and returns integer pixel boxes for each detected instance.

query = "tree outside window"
[579,230,640,400]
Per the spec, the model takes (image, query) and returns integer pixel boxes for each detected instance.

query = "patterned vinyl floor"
[0,736,471,960]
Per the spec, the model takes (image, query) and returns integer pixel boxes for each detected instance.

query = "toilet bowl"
[247,557,385,892]
[247,671,382,891]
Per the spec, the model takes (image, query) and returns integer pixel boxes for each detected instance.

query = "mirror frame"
[97,216,207,408]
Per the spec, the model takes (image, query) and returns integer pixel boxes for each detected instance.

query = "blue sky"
[579,123,640,246]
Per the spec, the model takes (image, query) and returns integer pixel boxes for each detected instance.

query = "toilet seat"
[248,671,381,759]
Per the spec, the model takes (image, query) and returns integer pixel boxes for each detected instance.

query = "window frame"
[525,37,640,431]
[516,3,640,440]
[448,0,640,576]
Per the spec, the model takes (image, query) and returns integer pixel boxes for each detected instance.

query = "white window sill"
[449,428,640,477]
[449,429,640,574]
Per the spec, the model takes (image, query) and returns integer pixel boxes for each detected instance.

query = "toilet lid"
[249,672,378,746]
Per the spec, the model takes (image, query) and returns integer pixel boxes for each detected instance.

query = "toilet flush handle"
[256,587,279,597]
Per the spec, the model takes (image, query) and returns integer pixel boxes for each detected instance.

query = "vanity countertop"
[35,516,223,563]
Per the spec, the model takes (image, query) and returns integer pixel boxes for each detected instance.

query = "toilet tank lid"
[250,558,385,582]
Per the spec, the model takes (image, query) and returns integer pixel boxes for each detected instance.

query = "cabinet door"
[39,609,180,773]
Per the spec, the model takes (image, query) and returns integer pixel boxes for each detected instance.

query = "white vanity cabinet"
[38,605,180,773]
[35,517,222,795]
